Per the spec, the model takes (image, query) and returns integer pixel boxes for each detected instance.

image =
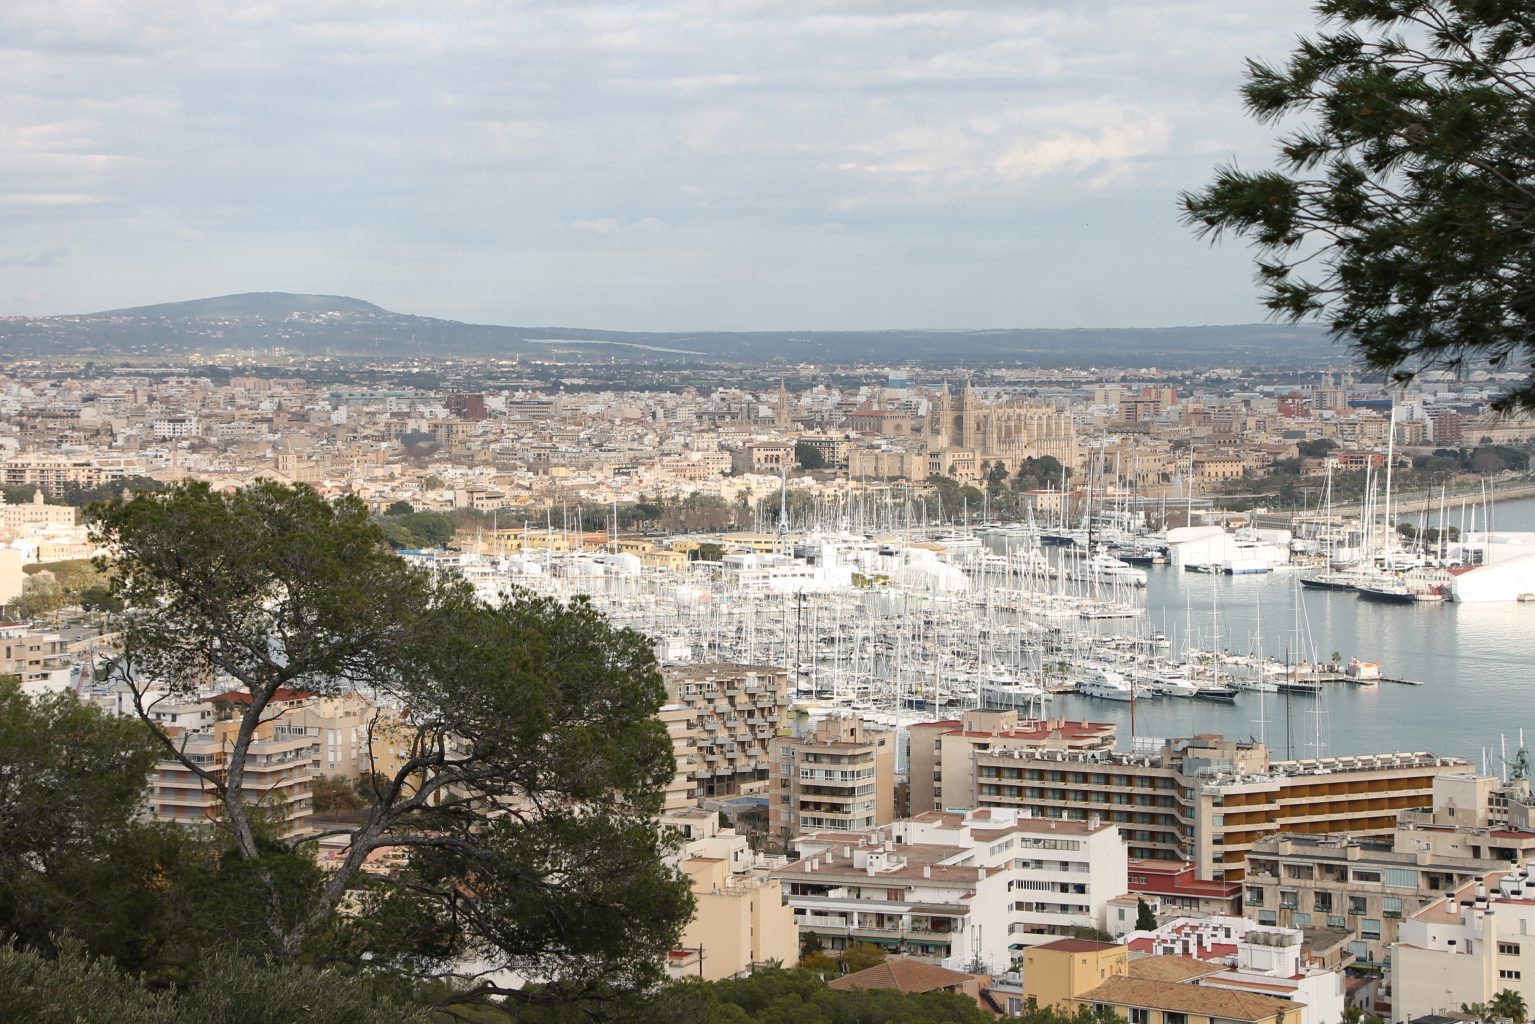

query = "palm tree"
[1341,1006,1364,1024]
[1491,990,1528,1024]
[1461,1002,1494,1024]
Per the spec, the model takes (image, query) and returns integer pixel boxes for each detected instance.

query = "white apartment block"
[1391,868,1535,1022]
[776,807,1127,973]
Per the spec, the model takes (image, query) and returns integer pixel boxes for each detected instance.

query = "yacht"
[1069,549,1149,588]
[1078,668,1137,702]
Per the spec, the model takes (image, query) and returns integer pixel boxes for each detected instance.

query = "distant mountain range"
[0,291,1347,367]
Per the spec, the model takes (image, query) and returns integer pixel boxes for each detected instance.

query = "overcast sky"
[0,1,1321,330]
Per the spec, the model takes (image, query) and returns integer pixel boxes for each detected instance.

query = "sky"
[0,0,1322,331]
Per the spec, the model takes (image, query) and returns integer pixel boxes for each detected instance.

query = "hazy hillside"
[0,292,1347,367]
[89,292,389,318]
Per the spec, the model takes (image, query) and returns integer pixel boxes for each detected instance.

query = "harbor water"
[1056,496,1535,765]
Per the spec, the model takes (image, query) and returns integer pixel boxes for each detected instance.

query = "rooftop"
[1033,938,1122,954]
[1077,976,1302,1022]
[827,958,977,994]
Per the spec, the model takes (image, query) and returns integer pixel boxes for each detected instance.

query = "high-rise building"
[662,663,788,804]
[147,719,316,840]
[770,715,895,837]
[1245,774,1535,967]
[958,735,1467,880]
[908,710,1116,815]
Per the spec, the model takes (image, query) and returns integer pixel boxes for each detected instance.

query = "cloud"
[0,247,69,268]
[0,0,1322,328]
[573,217,668,236]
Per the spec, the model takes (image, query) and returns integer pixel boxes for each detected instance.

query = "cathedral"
[924,381,1078,477]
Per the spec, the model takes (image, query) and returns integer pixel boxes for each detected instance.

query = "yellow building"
[1027,938,1306,1024]
[1024,939,1129,1010]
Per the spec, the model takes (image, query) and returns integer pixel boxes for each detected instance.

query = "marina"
[421,493,1535,769]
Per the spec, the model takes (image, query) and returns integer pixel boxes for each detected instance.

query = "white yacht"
[1078,668,1137,702]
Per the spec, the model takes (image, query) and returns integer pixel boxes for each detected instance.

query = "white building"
[1391,869,1535,1022]
[777,807,1127,973]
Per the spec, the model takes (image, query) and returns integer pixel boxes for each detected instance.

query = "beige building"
[662,663,788,802]
[925,381,1079,472]
[968,736,1467,880]
[284,693,382,781]
[1245,774,1535,966]
[0,490,76,535]
[730,442,795,475]
[0,622,79,692]
[907,710,1116,815]
[0,549,22,607]
[661,807,798,981]
[147,718,316,840]
[770,714,895,838]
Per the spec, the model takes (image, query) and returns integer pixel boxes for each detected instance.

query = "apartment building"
[661,808,798,981]
[769,714,894,837]
[0,622,78,693]
[663,663,788,801]
[907,710,1116,814]
[779,808,1126,971]
[969,736,1467,881]
[147,719,316,839]
[285,693,385,780]
[1244,775,1535,966]
[1391,870,1535,1022]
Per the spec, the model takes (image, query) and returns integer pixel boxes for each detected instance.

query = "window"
[1361,918,1381,939]
[1349,940,1369,960]
[1293,912,1312,927]
[1258,911,1278,926]
[1385,868,1418,888]
[1383,896,1403,917]
[1247,887,1264,907]
[1500,970,1522,981]
[1349,895,1368,915]
[1328,916,1347,929]
[1130,1009,1150,1024]
[1352,869,1382,883]
[1280,889,1298,910]
[1500,942,1522,956]
[1164,1013,1187,1024]
[1314,892,1333,913]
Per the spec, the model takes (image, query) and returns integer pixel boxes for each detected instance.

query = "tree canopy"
[795,442,828,471]
[1181,0,1535,409]
[86,481,693,1012]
